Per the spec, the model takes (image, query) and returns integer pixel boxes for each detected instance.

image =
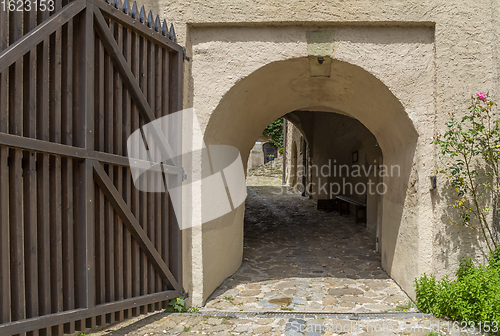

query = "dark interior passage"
[204,184,412,313]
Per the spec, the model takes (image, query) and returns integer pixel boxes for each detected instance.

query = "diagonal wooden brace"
[93,160,181,291]
[0,0,86,73]
[93,8,178,165]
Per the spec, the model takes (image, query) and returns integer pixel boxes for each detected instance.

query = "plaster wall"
[143,0,500,305]
[284,120,304,188]
[247,135,272,170]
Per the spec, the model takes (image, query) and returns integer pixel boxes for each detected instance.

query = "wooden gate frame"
[0,0,184,334]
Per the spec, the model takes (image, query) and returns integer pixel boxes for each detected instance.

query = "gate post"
[73,3,95,330]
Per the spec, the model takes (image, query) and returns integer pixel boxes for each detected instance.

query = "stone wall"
[140,0,500,305]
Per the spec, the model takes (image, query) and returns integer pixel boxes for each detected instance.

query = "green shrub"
[414,252,500,331]
[456,258,475,280]
[490,244,500,268]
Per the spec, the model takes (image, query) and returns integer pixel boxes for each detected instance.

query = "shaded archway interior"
[202,57,419,301]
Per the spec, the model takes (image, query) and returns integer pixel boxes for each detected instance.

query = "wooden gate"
[0,0,183,334]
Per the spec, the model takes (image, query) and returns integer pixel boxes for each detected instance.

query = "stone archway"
[198,56,427,304]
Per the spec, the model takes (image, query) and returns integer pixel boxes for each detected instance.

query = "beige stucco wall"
[247,134,273,170]
[284,120,304,189]
[143,0,500,305]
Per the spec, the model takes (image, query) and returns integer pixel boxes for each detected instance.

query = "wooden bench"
[317,199,339,211]
[336,196,367,224]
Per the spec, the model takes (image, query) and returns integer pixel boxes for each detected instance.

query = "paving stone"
[306,319,324,325]
[274,281,296,289]
[384,295,407,304]
[340,302,356,308]
[206,317,223,325]
[256,318,274,325]
[322,295,339,305]
[327,287,364,296]
[254,325,273,333]
[340,295,376,304]
[233,297,257,305]
[204,324,233,333]
[239,289,261,296]
[365,303,393,310]
[363,279,391,290]
[288,318,306,324]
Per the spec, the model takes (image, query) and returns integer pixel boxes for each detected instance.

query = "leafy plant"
[423,332,439,336]
[394,300,416,312]
[165,296,187,313]
[414,252,500,332]
[263,117,284,149]
[433,92,499,253]
[188,306,199,313]
[490,242,500,268]
[456,258,475,280]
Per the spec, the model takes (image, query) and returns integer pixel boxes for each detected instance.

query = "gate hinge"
[181,167,187,181]
[180,289,188,298]
[183,47,190,62]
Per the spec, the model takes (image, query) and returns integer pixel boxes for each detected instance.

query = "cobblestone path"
[102,312,475,336]
[203,184,412,313]
[98,179,480,335]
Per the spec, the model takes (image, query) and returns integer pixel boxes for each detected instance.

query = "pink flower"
[476,92,487,101]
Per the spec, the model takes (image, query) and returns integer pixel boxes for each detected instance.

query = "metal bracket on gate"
[183,47,191,62]
[181,167,187,181]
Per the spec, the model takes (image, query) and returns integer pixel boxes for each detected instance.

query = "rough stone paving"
[98,174,482,335]
[102,312,474,336]
[203,181,412,313]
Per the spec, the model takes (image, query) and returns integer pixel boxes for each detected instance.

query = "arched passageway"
[203,110,415,312]
[201,57,420,303]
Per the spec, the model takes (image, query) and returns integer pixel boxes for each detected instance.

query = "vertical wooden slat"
[0,6,10,324]
[8,9,27,336]
[113,19,124,322]
[146,37,155,312]
[61,16,75,335]
[130,29,141,317]
[139,31,148,313]
[36,6,52,335]
[169,48,182,286]
[97,187,105,308]
[22,0,38,303]
[49,3,64,332]
[0,147,10,324]
[122,25,133,319]
[154,43,162,306]
[161,47,170,294]
[104,17,115,324]
[23,7,39,336]
[94,37,105,322]
[95,33,107,328]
